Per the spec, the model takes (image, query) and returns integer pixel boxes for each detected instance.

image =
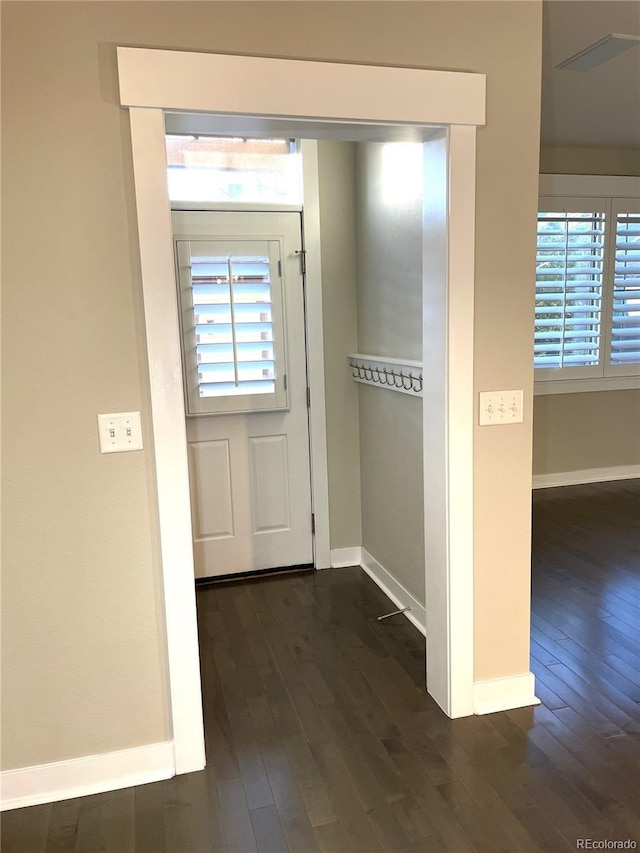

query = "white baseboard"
[1,741,174,811]
[330,546,362,568]
[473,672,540,715]
[532,464,640,489]
[360,548,426,636]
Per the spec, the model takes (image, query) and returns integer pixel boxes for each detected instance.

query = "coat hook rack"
[347,353,423,397]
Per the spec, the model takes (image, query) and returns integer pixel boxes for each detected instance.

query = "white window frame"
[535,175,640,396]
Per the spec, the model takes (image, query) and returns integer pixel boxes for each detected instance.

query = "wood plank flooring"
[2,480,639,852]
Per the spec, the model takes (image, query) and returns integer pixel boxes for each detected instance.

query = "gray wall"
[356,143,425,604]
[317,141,362,549]
[534,144,640,477]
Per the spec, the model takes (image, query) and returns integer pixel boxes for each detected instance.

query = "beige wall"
[540,145,640,177]
[535,145,640,477]
[2,0,542,772]
[317,141,362,549]
[356,143,425,604]
[2,4,173,769]
[533,391,640,475]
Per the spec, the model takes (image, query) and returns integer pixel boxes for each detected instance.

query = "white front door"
[173,211,313,579]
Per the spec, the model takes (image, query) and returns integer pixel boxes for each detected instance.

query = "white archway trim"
[423,128,476,717]
[128,107,206,774]
[117,48,485,128]
[119,48,485,773]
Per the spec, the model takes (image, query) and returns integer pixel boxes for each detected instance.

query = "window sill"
[534,375,640,396]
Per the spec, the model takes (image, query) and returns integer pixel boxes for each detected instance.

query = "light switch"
[98,412,143,453]
[478,391,524,426]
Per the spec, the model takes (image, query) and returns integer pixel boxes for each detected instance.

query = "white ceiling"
[542,0,640,149]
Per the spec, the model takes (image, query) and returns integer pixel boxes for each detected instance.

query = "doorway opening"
[119,47,483,775]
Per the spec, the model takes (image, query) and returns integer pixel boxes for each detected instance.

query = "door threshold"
[195,563,314,587]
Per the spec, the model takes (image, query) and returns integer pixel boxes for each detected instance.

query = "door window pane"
[176,235,288,415]
[191,253,275,398]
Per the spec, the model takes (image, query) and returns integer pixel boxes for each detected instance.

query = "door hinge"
[295,249,306,275]
[306,387,311,408]
[311,513,316,534]
[277,259,282,278]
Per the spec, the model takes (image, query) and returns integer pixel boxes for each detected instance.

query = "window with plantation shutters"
[609,209,640,371]
[534,191,640,391]
[535,210,606,373]
[175,238,288,415]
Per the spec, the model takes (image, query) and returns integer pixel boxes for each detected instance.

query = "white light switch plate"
[98,412,143,453]
[478,390,524,426]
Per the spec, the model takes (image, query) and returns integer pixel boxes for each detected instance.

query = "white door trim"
[120,48,485,773]
[128,108,206,774]
[423,128,476,717]
[299,140,331,570]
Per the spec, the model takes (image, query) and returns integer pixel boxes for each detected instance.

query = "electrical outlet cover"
[98,411,143,453]
[478,391,523,426]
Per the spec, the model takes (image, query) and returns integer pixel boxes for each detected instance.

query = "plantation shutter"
[176,238,288,415]
[191,255,276,396]
[534,202,607,375]
[609,209,640,368]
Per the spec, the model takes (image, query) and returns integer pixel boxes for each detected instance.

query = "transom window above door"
[165,135,302,205]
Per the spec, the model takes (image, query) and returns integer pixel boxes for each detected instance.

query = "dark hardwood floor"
[2,480,639,852]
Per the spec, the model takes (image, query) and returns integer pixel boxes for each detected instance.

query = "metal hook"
[402,373,413,391]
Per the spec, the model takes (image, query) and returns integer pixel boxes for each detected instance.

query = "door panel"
[172,211,313,578]
[249,434,291,533]
[188,441,234,539]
